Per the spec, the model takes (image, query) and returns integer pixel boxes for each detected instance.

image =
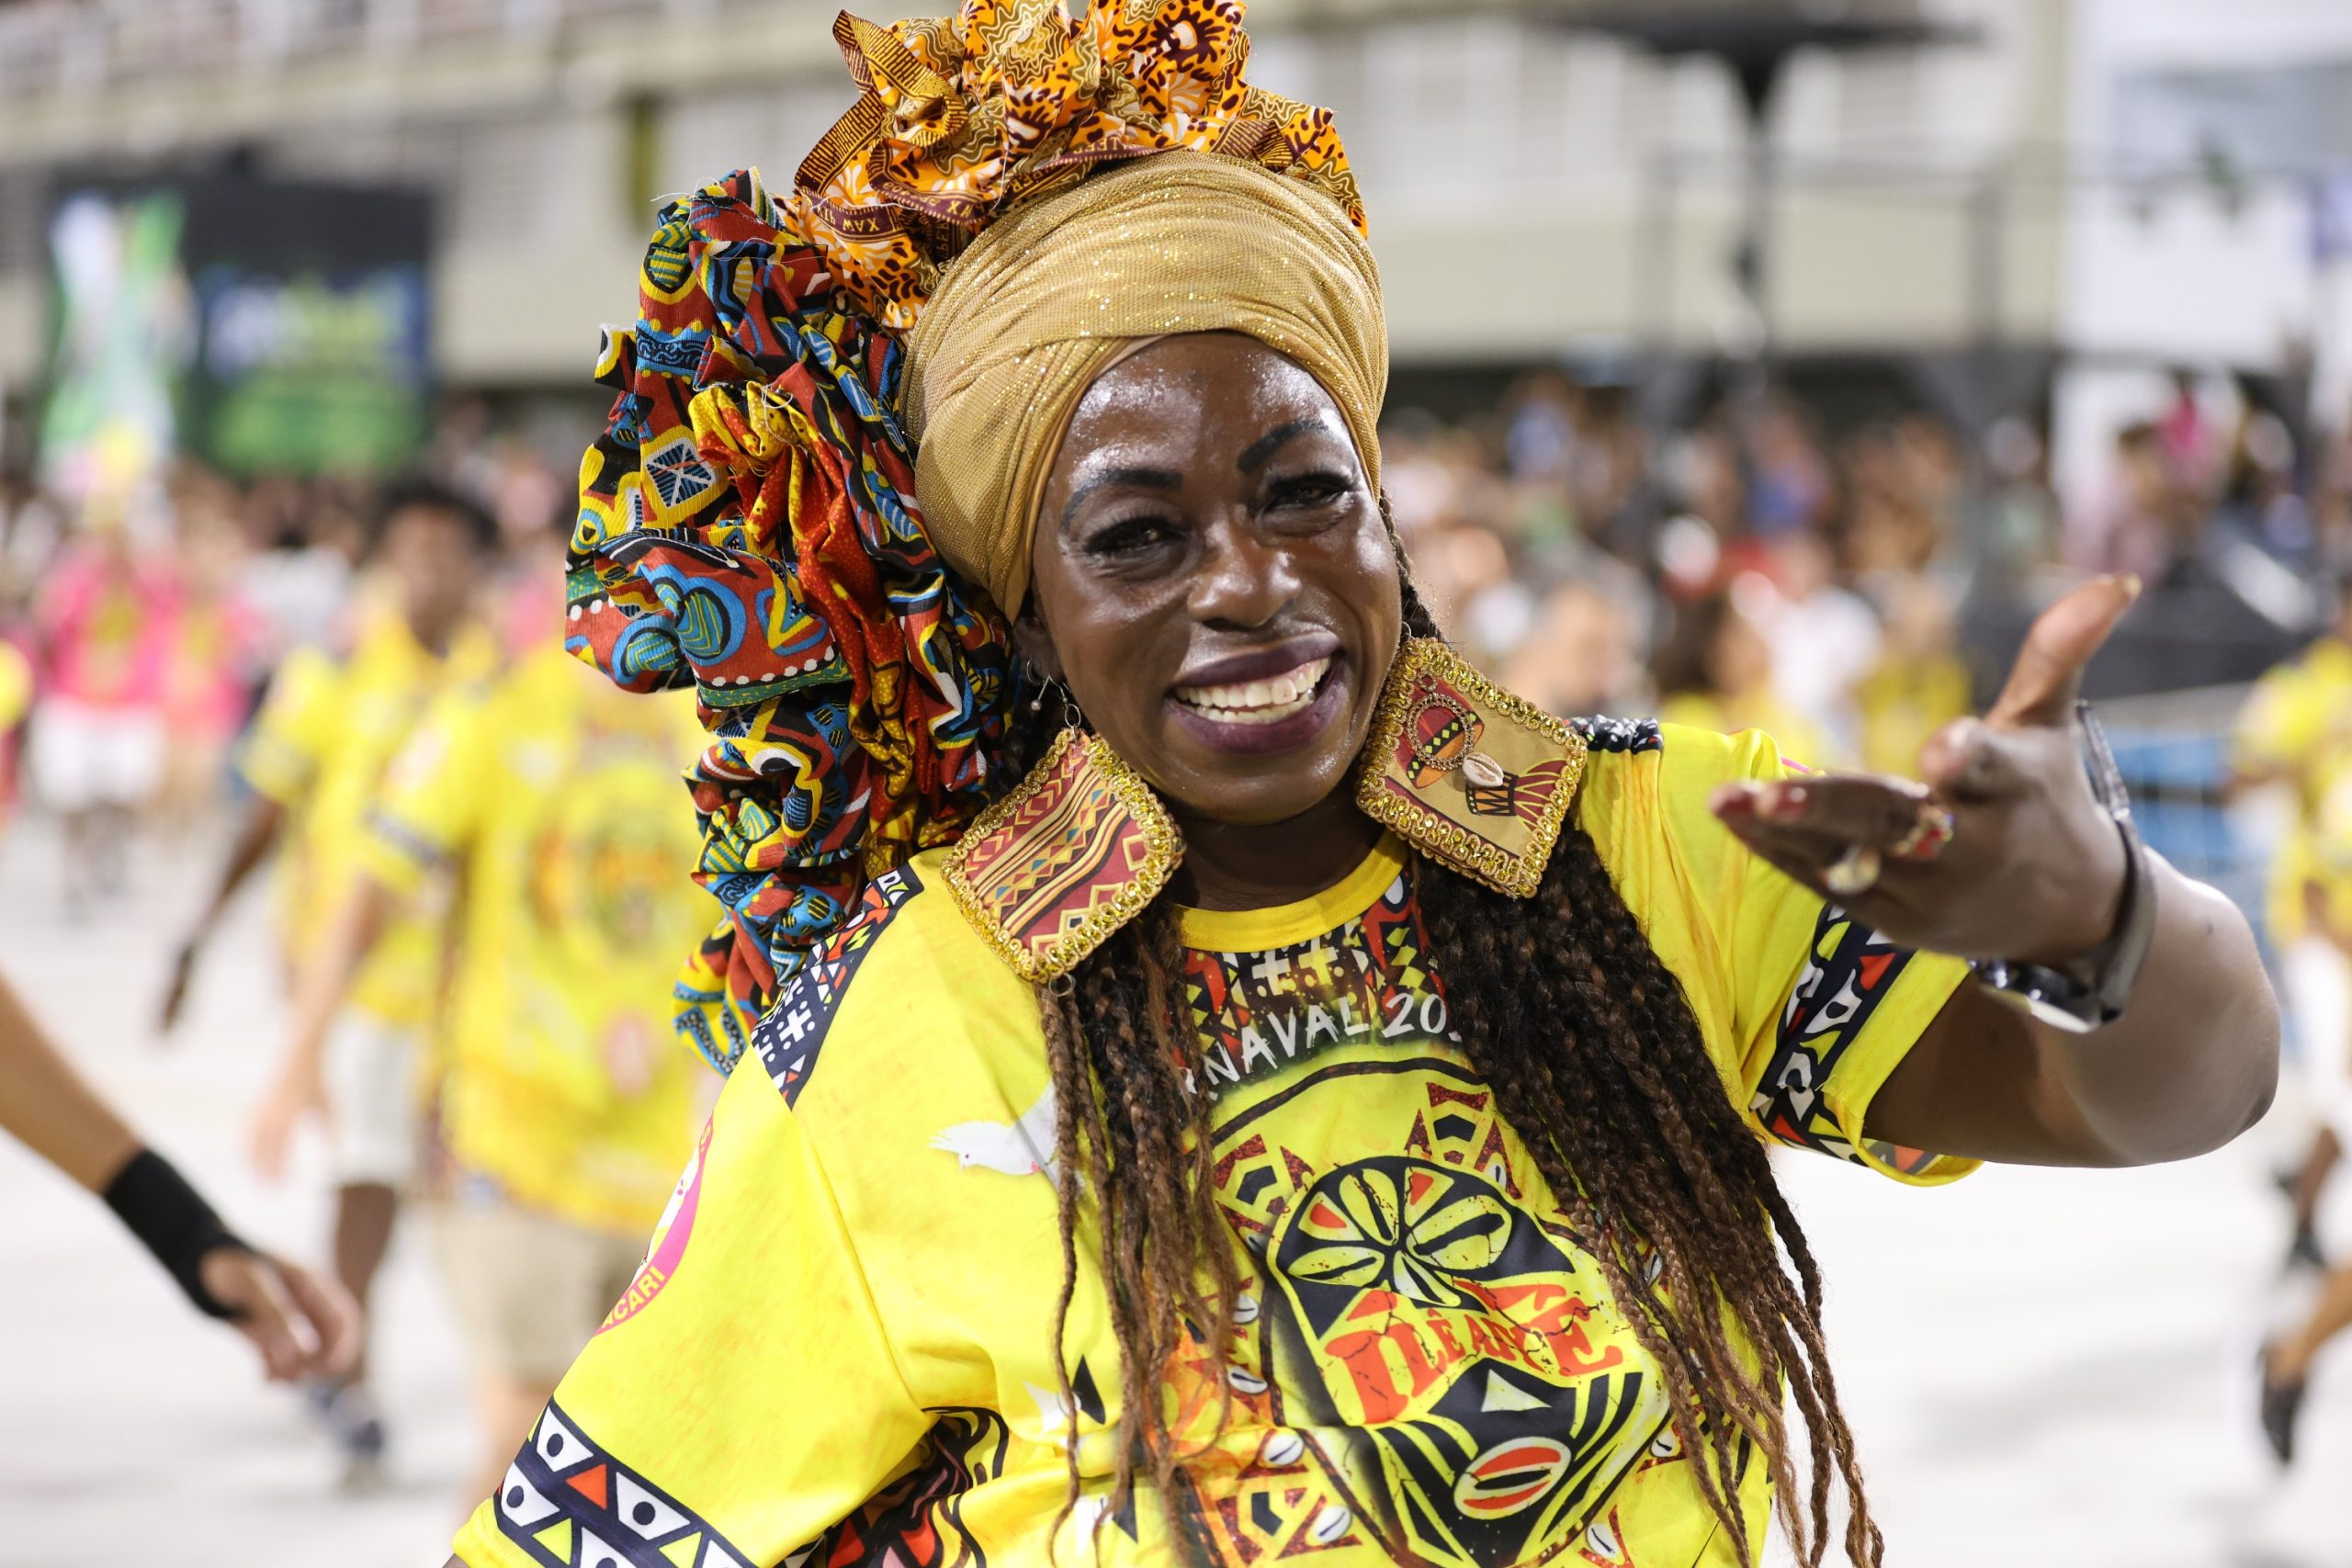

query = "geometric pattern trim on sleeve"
[753,863,923,1106]
[1568,716,1663,755]
[1748,904,1924,1171]
[492,1400,753,1568]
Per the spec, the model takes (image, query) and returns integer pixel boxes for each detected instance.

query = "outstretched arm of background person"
[248,874,397,1179]
[159,793,288,1034]
[1714,577,2280,1168]
[0,971,359,1380]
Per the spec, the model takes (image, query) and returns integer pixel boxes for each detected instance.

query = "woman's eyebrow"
[1237,416,1336,474]
[1063,465,1182,527]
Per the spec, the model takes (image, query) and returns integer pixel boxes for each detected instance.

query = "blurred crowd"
[1387,367,2352,779]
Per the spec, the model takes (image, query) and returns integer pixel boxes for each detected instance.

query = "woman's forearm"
[2028,855,2278,1165]
[0,971,141,1191]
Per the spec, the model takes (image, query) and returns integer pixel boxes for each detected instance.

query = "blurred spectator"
[1744,394,1836,540]
[1855,575,1973,779]
[1653,581,1838,765]
[1504,568,1653,721]
[28,500,180,911]
[1755,532,1880,762]
[2077,421,2181,581]
[156,481,262,840]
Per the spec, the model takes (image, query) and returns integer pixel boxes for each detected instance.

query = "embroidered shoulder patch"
[753,863,923,1106]
[941,728,1182,984]
[492,1400,753,1568]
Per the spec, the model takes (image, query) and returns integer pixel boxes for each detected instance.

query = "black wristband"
[101,1148,251,1321]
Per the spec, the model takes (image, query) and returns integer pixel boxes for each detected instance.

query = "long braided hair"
[1010,543,1881,1568]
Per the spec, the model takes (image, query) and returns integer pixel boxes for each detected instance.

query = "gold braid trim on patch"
[941,728,1186,985]
[1352,638,1588,899]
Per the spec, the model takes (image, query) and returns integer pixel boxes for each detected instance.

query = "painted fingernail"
[1764,783,1807,819]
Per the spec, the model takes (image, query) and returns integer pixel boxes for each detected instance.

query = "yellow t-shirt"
[1657,693,1842,773]
[451,722,1970,1568]
[2232,637,2352,942]
[361,649,707,1235]
[0,641,29,733]
[240,611,496,1027]
[1856,654,1972,781]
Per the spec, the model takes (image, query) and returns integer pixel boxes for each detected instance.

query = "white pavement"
[2,815,2349,1568]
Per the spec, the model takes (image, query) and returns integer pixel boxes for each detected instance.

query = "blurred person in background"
[161,476,500,1486]
[1754,532,1880,761]
[0,630,30,842]
[2259,739,2352,1464]
[1743,393,1836,542]
[28,498,180,913]
[155,478,262,842]
[266,629,707,1507]
[2234,566,2352,1277]
[0,968,359,1385]
[1854,574,1974,782]
[240,475,358,681]
[2076,421,2181,581]
[1503,569,1654,720]
[1962,416,2064,594]
[1654,581,1839,767]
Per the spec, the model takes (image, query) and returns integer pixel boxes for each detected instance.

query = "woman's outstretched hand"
[1710,575,2140,965]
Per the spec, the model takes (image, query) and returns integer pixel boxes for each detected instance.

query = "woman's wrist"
[101,1147,252,1320]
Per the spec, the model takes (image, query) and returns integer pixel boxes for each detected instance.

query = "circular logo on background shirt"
[598,1118,711,1334]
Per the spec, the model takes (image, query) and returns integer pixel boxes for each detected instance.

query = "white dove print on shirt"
[929,1086,1059,1186]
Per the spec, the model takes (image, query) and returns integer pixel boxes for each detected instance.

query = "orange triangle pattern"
[567,1463,610,1507]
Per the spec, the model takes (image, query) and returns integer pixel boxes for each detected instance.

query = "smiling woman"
[443,6,2278,1568]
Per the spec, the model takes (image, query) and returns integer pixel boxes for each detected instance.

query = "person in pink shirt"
[157,494,262,840]
[31,506,182,910]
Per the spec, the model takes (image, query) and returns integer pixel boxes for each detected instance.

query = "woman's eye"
[1267,472,1351,512]
[1084,516,1180,558]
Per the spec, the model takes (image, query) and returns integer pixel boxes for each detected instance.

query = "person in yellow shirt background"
[2231,568,2352,1276]
[2260,734,2352,1461]
[1653,582,1844,771]
[261,632,707,1507]
[0,633,30,840]
[161,476,501,1484]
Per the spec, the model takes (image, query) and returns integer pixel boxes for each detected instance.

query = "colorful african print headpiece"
[565,0,1367,1070]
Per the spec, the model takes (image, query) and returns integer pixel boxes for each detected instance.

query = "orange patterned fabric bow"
[791,0,1365,331]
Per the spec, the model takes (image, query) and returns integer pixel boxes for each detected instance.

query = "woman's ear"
[1011,604,1066,686]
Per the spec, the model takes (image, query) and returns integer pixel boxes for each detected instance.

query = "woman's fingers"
[1984,574,2139,730]
[1712,775,1936,852]
[276,1258,363,1380]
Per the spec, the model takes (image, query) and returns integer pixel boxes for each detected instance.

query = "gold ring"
[1890,803,1955,862]
[1822,844,1883,898]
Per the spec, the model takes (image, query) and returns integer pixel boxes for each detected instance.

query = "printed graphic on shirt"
[1172,868,1675,1568]
[753,864,924,1104]
[493,1400,753,1568]
[1751,904,1937,1175]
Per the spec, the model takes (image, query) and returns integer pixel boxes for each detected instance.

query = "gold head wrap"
[903,151,1385,618]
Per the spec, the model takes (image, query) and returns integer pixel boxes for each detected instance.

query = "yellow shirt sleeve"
[450,1043,930,1568]
[238,649,339,805]
[1600,722,1975,1185]
[356,686,496,897]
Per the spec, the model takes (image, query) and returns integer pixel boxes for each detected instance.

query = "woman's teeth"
[1174,657,1331,725]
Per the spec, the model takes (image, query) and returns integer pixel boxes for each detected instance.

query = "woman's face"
[1024,333,1402,827]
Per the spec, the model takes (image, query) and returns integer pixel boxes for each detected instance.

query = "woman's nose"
[1187,520,1300,629]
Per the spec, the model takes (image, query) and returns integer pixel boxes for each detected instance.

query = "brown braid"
[1006,541,1881,1566]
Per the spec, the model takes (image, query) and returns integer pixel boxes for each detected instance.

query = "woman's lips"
[1165,655,1348,757]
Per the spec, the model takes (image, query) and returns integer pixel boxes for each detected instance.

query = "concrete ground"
[2,815,2349,1568]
